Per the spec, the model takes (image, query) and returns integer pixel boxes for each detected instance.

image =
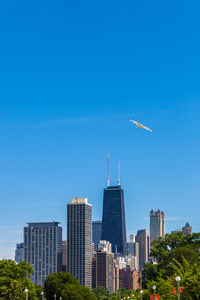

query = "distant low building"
[115,256,127,269]
[171,229,182,234]
[15,243,24,263]
[119,266,141,290]
[113,266,119,291]
[182,222,192,235]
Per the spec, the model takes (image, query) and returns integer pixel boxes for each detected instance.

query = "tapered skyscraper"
[101,157,127,255]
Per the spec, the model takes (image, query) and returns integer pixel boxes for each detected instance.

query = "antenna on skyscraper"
[118,160,120,186]
[107,153,110,187]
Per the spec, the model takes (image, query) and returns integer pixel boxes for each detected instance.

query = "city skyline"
[1,0,200,259]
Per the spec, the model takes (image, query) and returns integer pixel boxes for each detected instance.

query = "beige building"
[150,209,165,247]
[182,222,192,235]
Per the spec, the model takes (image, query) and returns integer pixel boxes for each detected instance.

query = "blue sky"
[0,0,200,258]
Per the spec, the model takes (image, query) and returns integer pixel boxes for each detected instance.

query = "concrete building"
[127,235,139,270]
[182,222,192,235]
[15,243,24,263]
[150,209,165,246]
[113,266,119,291]
[92,220,102,251]
[98,240,112,253]
[62,241,67,272]
[119,267,141,290]
[92,241,114,293]
[136,229,148,270]
[24,222,62,285]
[67,198,92,288]
[115,256,127,269]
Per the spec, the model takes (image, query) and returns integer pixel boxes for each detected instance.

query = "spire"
[118,159,120,186]
[107,153,110,187]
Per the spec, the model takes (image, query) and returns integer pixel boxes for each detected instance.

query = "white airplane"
[129,119,152,132]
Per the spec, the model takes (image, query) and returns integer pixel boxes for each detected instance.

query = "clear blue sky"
[0,0,200,259]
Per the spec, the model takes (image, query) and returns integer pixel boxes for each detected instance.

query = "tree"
[0,259,37,299]
[44,272,97,300]
[92,286,109,299]
[142,262,158,289]
[144,232,200,299]
[150,232,200,278]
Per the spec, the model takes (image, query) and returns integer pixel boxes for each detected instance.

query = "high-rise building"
[127,235,139,256]
[150,210,165,246]
[101,158,127,256]
[182,222,192,235]
[62,241,67,272]
[127,234,139,270]
[92,220,102,251]
[67,198,92,288]
[93,241,114,293]
[15,243,24,263]
[136,229,148,270]
[24,222,62,285]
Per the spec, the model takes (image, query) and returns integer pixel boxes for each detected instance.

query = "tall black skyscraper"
[101,157,127,255]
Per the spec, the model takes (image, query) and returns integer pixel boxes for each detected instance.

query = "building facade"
[24,222,62,285]
[67,198,92,288]
[150,209,165,246]
[62,241,67,272]
[101,185,127,256]
[92,241,114,293]
[136,229,148,270]
[15,243,24,263]
[119,267,141,290]
[182,222,192,235]
[92,220,102,251]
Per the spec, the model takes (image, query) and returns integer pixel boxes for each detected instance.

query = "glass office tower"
[101,185,127,256]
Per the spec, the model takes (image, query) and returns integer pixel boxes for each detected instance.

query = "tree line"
[1,232,200,299]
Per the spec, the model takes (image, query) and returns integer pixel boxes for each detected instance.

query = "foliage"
[44,272,97,300]
[92,286,109,299]
[142,262,158,288]
[0,259,37,300]
[143,232,200,299]
[35,284,44,298]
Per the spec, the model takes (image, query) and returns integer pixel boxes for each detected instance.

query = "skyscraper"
[101,158,127,256]
[150,209,165,246]
[67,198,92,288]
[15,243,24,263]
[92,220,102,251]
[127,234,139,270]
[135,229,148,270]
[24,222,62,285]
